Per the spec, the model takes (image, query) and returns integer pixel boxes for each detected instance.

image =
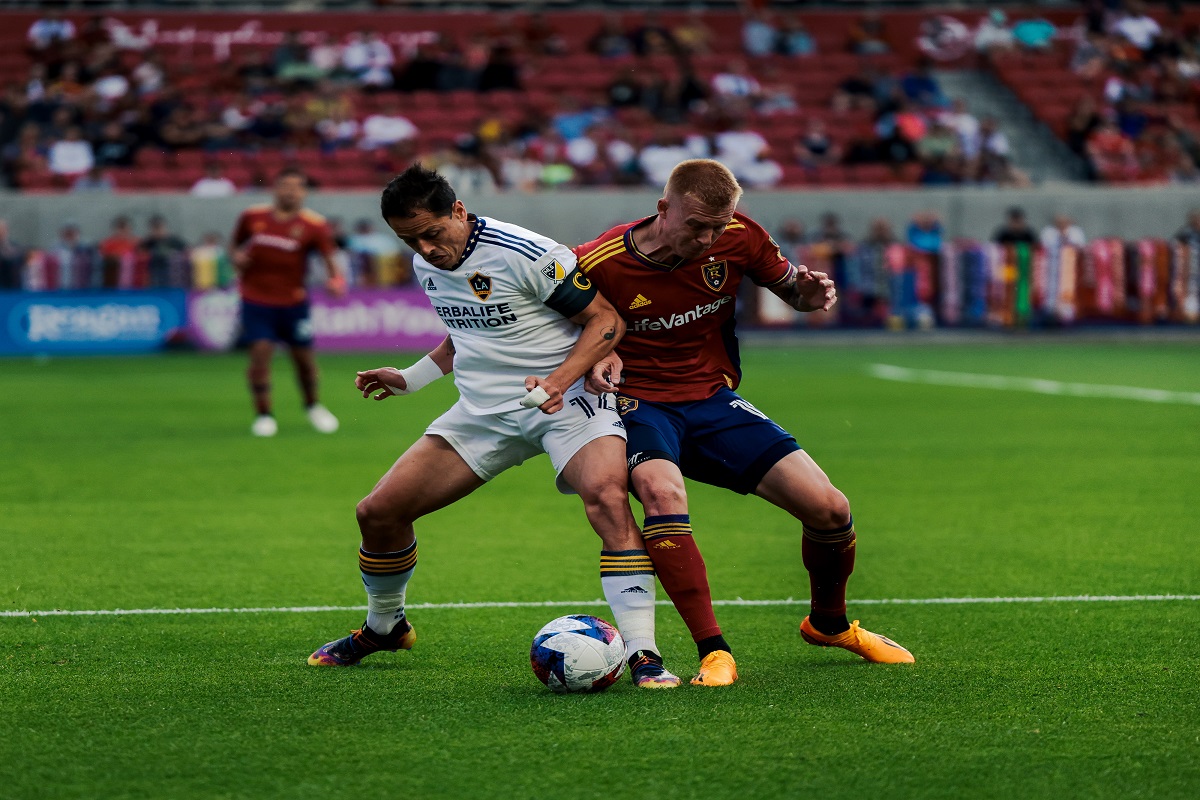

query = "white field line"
[2,595,1199,619]
[868,364,1200,406]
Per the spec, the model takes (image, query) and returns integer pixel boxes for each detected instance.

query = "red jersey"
[233,205,335,306]
[574,211,793,402]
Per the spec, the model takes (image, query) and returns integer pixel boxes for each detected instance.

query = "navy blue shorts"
[241,300,313,347]
[618,386,800,495]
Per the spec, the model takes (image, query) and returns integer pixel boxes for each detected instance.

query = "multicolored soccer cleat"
[690,650,738,686]
[799,617,915,664]
[628,650,681,689]
[307,620,416,666]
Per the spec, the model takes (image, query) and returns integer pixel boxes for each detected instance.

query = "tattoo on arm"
[601,326,616,341]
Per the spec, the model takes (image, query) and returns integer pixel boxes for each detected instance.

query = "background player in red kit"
[232,168,346,437]
[576,159,915,685]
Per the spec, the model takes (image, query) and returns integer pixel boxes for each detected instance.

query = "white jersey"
[412,215,597,414]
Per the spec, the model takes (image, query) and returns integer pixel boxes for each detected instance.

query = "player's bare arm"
[526,294,625,415]
[585,351,625,394]
[770,265,837,312]
[357,336,454,400]
[322,252,347,297]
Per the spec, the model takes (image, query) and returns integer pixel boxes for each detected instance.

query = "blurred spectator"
[48,126,94,176]
[71,165,115,193]
[816,212,853,255]
[993,207,1037,245]
[27,11,75,58]
[347,218,406,286]
[1013,17,1057,51]
[191,163,239,198]
[742,10,779,58]
[794,118,842,167]
[1065,95,1103,157]
[1112,0,1161,54]
[315,105,360,151]
[142,215,188,288]
[975,9,1016,56]
[630,11,677,57]
[1039,214,1087,251]
[737,150,783,189]
[672,10,713,56]
[901,60,948,109]
[846,11,892,55]
[833,68,879,113]
[714,117,773,178]
[309,33,343,79]
[438,136,498,195]
[916,120,962,184]
[588,17,635,58]
[50,222,98,290]
[940,98,981,158]
[92,121,137,167]
[3,123,48,187]
[777,16,817,57]
[1174,208,1200,242]
[98,216,138,289]
[552,95,609,142]
[394,43,443,92]
[0,219,27,289]
[639,125,705,187]
[1070,32,1109,79]
[710,60,763,106]
[341,32,372,82]
[361,33,396,89]
[360,103,419,149]
[478,45,522,92]
[190,232,235,290]
[773,219,807,269]
[1085,120,1139,180]
[907,211,944,253]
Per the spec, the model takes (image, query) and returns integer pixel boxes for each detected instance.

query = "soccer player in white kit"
[308,165,680,688]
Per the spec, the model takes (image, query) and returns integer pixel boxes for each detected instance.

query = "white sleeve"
[520,243,578,302]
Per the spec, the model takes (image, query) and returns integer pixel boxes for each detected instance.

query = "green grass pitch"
[2,341,1198,799]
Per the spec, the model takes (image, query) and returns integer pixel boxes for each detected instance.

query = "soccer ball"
[530,614,626,694]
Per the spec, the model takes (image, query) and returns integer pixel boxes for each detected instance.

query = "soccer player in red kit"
[576,159,914,685]
[232,168,346,437]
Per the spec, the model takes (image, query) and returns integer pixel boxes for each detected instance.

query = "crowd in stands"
[4,202,1199,330]
[1,5,1046,193]
[988,0,1200,183]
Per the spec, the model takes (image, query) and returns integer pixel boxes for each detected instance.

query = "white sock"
[600,549,658,659]
[359,544,417,636]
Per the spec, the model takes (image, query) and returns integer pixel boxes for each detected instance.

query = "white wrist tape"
[389,355,444,395]
[520,386,552,409]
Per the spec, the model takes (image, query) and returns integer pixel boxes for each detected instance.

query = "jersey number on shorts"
[729,398,768,420]
[570,393,611,418]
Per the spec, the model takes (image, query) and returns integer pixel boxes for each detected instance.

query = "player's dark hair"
[380,164,457,220]
[276,166,308,184]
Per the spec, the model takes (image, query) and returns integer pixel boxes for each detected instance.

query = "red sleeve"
[740,215,794,288]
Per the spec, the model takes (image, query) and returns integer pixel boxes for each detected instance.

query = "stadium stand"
[0,5,1104,194]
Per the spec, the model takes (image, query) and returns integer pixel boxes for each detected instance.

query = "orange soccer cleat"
[690,650,738,686]
[800,617,915,664]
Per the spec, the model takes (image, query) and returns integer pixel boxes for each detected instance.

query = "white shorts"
[425,380,626,494]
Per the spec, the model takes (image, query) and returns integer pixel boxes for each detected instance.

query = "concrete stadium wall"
[4,184,1200,249]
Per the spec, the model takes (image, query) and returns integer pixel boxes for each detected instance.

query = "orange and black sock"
[359,542,417,636]
[642,514,730,658]
[802,517,856,636]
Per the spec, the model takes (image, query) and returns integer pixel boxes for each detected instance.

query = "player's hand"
[325,274,347,298]
[356,367,406,400]
[795,269,838,312]
[232,246,250,271]
[524,376,564,415]
[585,353,624,394]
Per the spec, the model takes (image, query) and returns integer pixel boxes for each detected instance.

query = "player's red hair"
[665,159,743,210]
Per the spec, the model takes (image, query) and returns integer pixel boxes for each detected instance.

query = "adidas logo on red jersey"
[629,294,652,310]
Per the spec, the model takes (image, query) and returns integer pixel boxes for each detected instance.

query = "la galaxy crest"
[469,272,492,301]
[702,259,728,292]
